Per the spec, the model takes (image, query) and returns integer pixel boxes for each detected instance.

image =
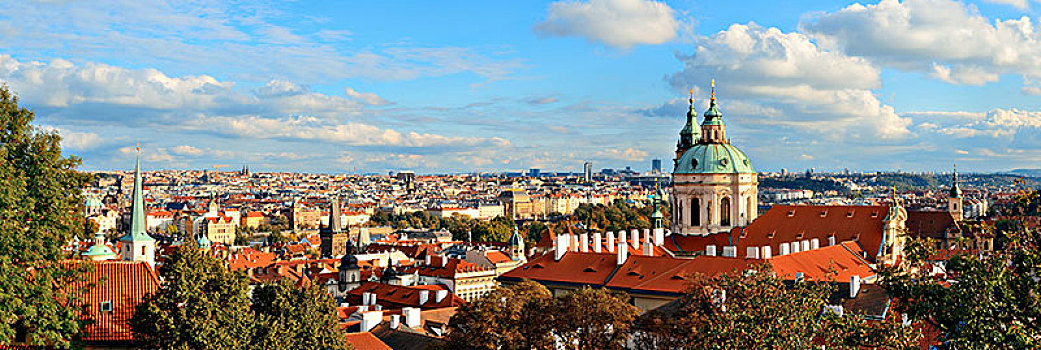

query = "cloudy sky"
[2,0,1040,173]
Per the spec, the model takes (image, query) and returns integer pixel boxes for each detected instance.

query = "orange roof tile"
[72,261,161,343]
[345,332,392,350]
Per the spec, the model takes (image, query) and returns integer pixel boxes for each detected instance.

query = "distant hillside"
[1004,169,1041,178]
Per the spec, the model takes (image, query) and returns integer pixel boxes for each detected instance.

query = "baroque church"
[670,81,758,236]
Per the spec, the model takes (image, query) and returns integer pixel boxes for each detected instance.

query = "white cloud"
[593,147,648,161]
[169,145,204,156]
[534,0,680,49]
[985,0,1029,10]
[669,23,910,139]
[801,0,1041,89]
[51,128,102,150]
[345,87,391,106]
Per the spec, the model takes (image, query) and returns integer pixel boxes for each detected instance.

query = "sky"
[1,0,1040,174]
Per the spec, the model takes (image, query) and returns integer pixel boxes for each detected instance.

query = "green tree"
[0,85,92,347]
[554,287,638,350]
[635,267,919,349]
[879,227,1041,348]
[131,242,256,349]
[268,227,283,244]
[445,279,556,350]
[251,280,349,350]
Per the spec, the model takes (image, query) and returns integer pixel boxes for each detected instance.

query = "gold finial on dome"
[710,79,716,102]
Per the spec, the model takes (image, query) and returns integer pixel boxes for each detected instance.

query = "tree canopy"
[444,280,638,350]
[879,199,1041,348]
[635,268,919,350]
[0,85,92,347]
[132,242,350,349]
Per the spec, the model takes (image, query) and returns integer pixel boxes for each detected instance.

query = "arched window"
[691,198,701,226]
[720,197,731,226]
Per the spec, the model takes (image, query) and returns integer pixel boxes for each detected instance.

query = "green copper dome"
[674,143,755,174]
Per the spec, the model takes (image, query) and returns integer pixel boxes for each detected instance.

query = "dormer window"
[99,301,113,312]
[820,210,827,218]
[691,159,698,169]
[787,210,796,217]
[720,158,728,166]
[846,211,854,218]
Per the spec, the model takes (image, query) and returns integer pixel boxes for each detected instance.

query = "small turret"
[948,164,963,220]
[676,88,700,159]
[700,79,728,144]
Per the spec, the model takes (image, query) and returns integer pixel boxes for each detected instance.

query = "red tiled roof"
[345,332,392,350]
[403,258,490,278]
[769,242,875,282]
[906,211,958,239]
[73,261,161,343]
[734,205,889,262]
[485,250,512,264]
[346,282,465,309]
[501,251,619,286]
[606,255,759,294]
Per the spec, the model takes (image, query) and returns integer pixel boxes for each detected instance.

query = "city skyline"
[2,0,1041,173]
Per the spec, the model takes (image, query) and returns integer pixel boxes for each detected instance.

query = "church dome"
[674,143,755,174]
[340,253,359,269]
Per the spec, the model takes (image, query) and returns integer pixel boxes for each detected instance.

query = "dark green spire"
[950,164,962,198]
[121,147,154,243]
[678,88,699,148]
[702,79,724,125]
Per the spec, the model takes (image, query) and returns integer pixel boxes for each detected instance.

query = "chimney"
[435,289,448,303]
[761,246,772,259]
[810,238,820,250]
[419,290,430,305]
[339,302,350,308]
[801,240,810,252]
[653,228,664,245]
[441,255,448,266]
[642,233,653,256]
[356,305,368,313]
[665,229,672,237]
[850,275,861,298]
[779,243,790,255]
[580,233,589,253]
[630,229,640,249]
[607,231,615,252]
[360,310,383,332]
[403,307,421,328]
[362,292,371,305]
[370,294,377,306]
[617,241,628,266]
[425,255,431,265]
[571,234,579,252]
[554,234,568,261]
[390,314,401,329]
[705,245,717,256]
[618,231,627,249]
[592,231,602,253]
[374,304,382,311]
[828,236,836,246]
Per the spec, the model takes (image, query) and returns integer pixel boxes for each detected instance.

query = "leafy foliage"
[132,242,350,349]
[879,221,1041,348]
[444,280,638,350]
[635,268,919,350]
[571,199,668,232]
[131,242,256,349]
[252,281,349,350]
[0,85,92,347]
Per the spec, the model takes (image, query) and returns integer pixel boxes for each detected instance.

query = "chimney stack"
[630,229,640,249]
[618,230,627,249]
[850,275,861,298]
[435,289,448,303]
[555,234,568,261]
[642,232,653,256]
[607,231,615,252]
[580,232,589,252]
[390,314,401,329]
[403,307,421,328]
[592,231,602,253]
[419,290,430,305]
[705,245,717,256]
[617,241,628,266]
[653,228,664,246]
[360,310,383,332]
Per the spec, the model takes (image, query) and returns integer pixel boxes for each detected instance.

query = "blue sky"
[1,0,1040,174]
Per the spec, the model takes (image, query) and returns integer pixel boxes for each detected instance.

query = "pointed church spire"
[677,87,699,153]
[121,146,154,243]
[950,163,962,198]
